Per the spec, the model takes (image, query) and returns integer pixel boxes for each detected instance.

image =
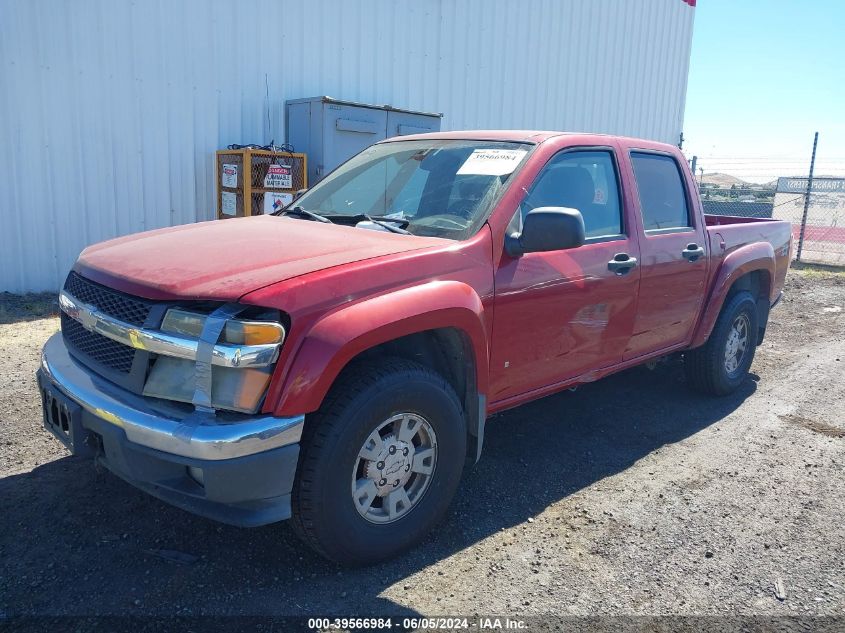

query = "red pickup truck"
[38,131,791,564]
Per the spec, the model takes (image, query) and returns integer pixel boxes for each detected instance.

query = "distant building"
[1,0,697,292]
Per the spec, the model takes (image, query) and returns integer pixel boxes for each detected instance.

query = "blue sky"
[683,0,844,183]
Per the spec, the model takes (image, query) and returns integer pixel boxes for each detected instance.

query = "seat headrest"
[532,165,595,212]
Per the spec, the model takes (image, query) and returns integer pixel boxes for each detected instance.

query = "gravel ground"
[0,268,843,622]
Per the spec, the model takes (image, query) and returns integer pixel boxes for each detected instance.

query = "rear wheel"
[684,290,759,396]
[290,358,466,565]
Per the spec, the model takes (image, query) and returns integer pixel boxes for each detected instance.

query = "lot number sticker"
[264,164,293,189]
[457,149,527,176]
[221,163,238,188]
[263,192,293,214]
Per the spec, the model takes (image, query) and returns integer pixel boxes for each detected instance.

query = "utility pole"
[796,132,819,262]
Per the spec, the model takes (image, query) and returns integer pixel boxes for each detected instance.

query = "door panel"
[623,230,707,358]
[490,240,641,402]
[489,146,640,403]
[622,151,708,359]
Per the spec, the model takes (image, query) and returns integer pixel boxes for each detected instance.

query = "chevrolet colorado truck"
[38,131,791,564]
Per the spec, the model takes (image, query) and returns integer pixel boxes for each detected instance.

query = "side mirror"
[293,188,308,201]
[505,207,586,257]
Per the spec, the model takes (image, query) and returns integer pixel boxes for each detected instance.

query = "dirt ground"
[1,268,843,623]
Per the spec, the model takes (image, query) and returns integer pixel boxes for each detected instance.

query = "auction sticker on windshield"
[457,149,527,176]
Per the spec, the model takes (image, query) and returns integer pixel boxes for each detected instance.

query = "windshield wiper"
[319,213,410,233]
[367,214,411,228]
[361,214,410,234]
[280,206,332,223]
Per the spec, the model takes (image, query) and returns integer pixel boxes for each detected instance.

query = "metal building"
[0,0,696,292]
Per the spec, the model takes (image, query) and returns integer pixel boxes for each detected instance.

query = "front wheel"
[290,358,466,565]
[684,290,759,396]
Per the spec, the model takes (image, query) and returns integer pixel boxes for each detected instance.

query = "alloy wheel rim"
[351,413,438,524]
[724,313,750,375]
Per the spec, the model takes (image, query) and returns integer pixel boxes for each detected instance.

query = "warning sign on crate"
[263,192,293,214]
[221,191,237,216]
[221,164,238,188]
[264,164,293,189]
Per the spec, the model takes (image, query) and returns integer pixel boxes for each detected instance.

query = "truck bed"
[704,214,782,227]
[704,213,793,303]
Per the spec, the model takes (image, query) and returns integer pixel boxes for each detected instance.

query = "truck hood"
[75,216,445,300]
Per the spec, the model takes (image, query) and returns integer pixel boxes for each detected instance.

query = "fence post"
[796,131,819,262]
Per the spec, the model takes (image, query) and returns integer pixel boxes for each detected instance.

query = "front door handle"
[682,243,705,262]
[608,253,638,275]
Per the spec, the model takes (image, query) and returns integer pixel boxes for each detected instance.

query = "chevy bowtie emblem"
[79,308,98,332]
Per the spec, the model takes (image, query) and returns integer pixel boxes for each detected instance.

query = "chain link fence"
[699,185,775,218]
[698,182,845,266]
[774,178,845,266]
[688,141,845,267]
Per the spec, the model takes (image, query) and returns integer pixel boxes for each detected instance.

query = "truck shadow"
[1,360,756,617]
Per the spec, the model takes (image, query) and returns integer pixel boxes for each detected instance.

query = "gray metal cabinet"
[286,97,442,184]
[386,110,440,138]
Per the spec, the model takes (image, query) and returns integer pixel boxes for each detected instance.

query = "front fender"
[690,241,775,348]
[271,280,489,416]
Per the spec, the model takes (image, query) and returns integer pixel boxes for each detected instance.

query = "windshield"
[292,139,532,239]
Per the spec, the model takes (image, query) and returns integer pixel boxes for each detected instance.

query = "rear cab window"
[630,152,692,232]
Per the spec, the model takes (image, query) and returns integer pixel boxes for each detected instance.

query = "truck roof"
[385,130,680,152]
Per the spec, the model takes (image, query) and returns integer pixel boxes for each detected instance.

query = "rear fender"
[690,242,775,348]
[272,280,489,416]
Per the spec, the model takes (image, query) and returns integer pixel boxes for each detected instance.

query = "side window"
[630,152,691,231]
[520,150,622,239]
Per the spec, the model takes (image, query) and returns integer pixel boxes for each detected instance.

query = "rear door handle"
[682,243,705,261]
[608,253,638,275]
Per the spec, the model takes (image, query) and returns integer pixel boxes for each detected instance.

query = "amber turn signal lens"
[223,321,285,346]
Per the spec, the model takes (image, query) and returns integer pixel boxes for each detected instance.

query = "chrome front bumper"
[39,333,304,461]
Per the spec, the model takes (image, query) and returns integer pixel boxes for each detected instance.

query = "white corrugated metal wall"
[0,0,695,292]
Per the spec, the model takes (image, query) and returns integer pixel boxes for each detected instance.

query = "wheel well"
[353,328,475,408]
[726,269,772,344]
[337,329,481,443]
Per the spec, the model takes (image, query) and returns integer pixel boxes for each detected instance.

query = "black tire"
[684,290,759,396]
[290,357,466,565]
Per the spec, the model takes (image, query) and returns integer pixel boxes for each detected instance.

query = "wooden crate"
[216,149,308,219]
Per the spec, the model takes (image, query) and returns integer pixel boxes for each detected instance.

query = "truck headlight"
[143,307,285,413]
[161,308,285,345]
[143,357,273,413]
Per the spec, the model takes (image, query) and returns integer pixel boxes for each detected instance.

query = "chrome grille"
[60,273,158,380]
[61,312,135,373]
[63,272,152,326]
